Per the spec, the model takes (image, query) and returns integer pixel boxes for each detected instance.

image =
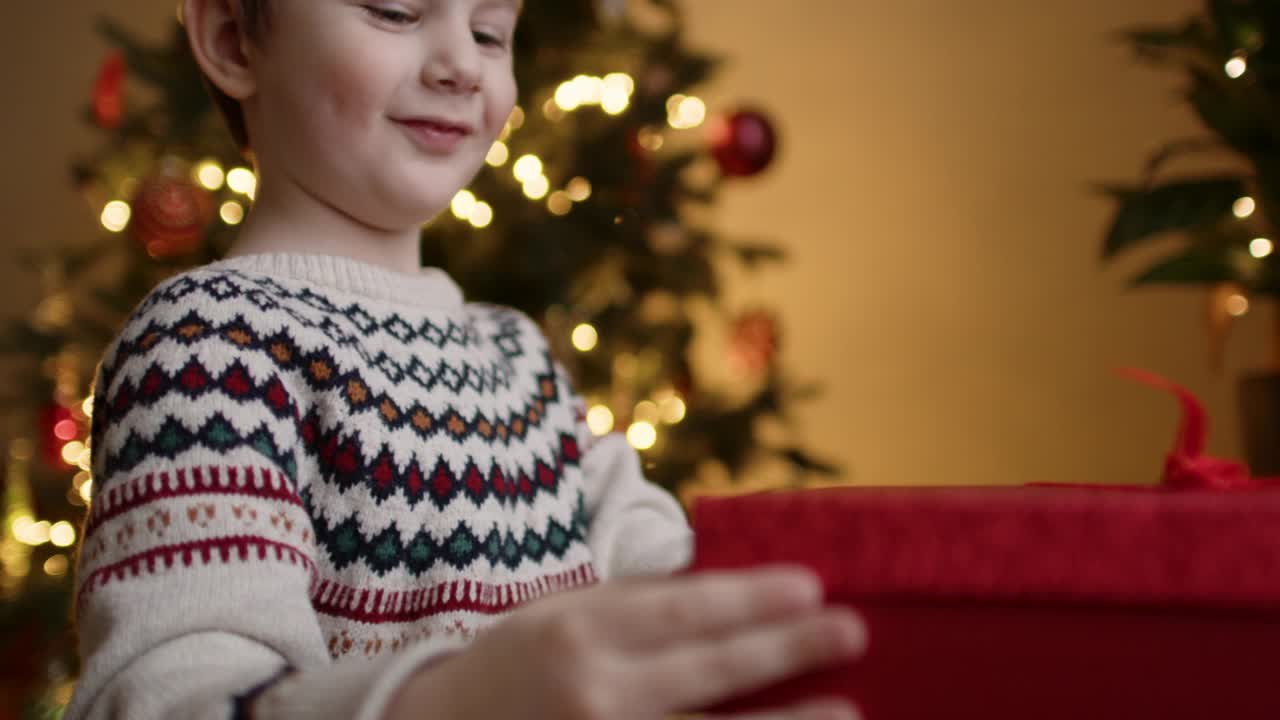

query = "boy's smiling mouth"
[392,115,475,154]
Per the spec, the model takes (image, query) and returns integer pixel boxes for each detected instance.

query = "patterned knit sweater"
[67,253,693,720]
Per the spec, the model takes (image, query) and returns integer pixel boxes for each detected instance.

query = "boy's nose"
[421,31,482,95]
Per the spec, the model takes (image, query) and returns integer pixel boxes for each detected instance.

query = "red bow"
[1116,367,1271,490]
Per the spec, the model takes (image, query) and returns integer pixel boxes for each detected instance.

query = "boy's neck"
[228,172,424,275]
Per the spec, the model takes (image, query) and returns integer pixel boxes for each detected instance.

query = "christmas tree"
[1102,0,1280,368]
[0,1,835,716]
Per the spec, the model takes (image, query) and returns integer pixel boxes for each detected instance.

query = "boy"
[67,1,866,718]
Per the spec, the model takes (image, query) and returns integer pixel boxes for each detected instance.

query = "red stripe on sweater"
[310,563,599,624]
[76,535,313,608]
[83,465,302,539]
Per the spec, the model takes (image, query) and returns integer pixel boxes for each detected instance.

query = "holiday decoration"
[1099,0,1280,475]
[729,309,780,375]
[130,168,214,259]
[708,108,777,177]
[91,52,125,130]
[36,404,80,472]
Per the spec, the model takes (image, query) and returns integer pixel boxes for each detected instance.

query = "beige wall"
[4,1,1266,487]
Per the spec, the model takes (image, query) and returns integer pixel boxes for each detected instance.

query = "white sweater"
[67,253,693,720]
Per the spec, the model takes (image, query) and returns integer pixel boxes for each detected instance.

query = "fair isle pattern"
[78,261,602,660]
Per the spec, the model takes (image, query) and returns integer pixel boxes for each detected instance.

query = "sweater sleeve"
[554,365,694,581]
[66,299,462,720]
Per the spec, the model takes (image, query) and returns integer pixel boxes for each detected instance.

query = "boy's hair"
[200,0,272,152]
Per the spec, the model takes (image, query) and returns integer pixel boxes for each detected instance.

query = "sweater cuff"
[252,636,469,720]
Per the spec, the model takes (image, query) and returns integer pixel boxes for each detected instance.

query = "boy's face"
[246,0,519,230]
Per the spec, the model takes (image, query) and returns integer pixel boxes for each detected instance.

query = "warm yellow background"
[2,1,1268,489]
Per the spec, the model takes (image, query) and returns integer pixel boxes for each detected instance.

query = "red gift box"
[689,371,1280,719]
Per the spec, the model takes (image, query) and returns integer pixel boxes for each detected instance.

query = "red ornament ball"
[729,309,780,375]
[708,109,777,178]
[93,51,126,130]
[38,403,83,470]
[131,170,214,259]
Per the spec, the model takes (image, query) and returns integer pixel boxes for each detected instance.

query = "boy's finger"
[598,566,826,650]
[725,697,862,720]
[640,607,867,711]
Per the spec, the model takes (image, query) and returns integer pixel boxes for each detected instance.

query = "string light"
[100,201,131,232]
[633,401,660,424]
[1234,196,1256,218]
[14,518,51,546]
[667,95,707,129]
[43,555,68,577]
[571,323,598,352]
[82,394,94,417]
[49,521,76,548]
[508,106,525,130]
[1225,54,1248,79]
[659,395,687,424]
[523,175,550,200]
[226,167,257,197]
[513,155,543,183]
[547,191,573,216]
[1250,238,1273,258]
[452,190,477,220]
[79,478,93,504]
[626,421,657,450]
[61,441,85,466]
[486,141,510,166]
[1226,293,1250,316]
[566,177,592,202]
[470,201,494,228]
[220,201,245,225]
[194,159,225,190]
[586,405,615,436]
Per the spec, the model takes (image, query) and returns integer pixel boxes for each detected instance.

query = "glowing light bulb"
[226,167,257,196]
[1251,238,1274,258]
[470,201,494,228]
[555,81,583,111]
[53,419,79,442]
[43,555,68,577]
[523,174,550,200]
[548,191,573,216]
[61,441,86,466]
[49,521,76,548]
[79,478,93,503]
[566,177,592,202]
[1226,293,1250,316]
[633,401,660,424]
[601,87,630,115]
[659,395,687,424]
[451,190,477,220]
[586,405,614,436]
[669,96,707,129]
[1234,196,1257,218]
[571,323,598,352]
[603,72,635,96]
[508,106,525,129]
[82,395,94,418]
[194,160,225,190]
[220,201,245,225]
[626,421,657,450]
[1226,56,1248,79]
[100,201,131,233]
[513,155,543,183]
[486,141,510,166]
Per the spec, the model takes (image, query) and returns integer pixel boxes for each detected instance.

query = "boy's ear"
[182,0,257,101]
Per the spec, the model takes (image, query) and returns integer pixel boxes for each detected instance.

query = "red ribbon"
[1036,368,1274,491]
[1114,368,1261,490]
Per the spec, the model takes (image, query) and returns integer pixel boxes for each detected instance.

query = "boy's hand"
[386,566,866,720]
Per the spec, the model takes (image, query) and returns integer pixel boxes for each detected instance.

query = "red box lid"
[692,486,1280,609]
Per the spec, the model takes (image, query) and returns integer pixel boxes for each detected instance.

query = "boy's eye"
[362,5,418,25]
[473,30,507,48]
